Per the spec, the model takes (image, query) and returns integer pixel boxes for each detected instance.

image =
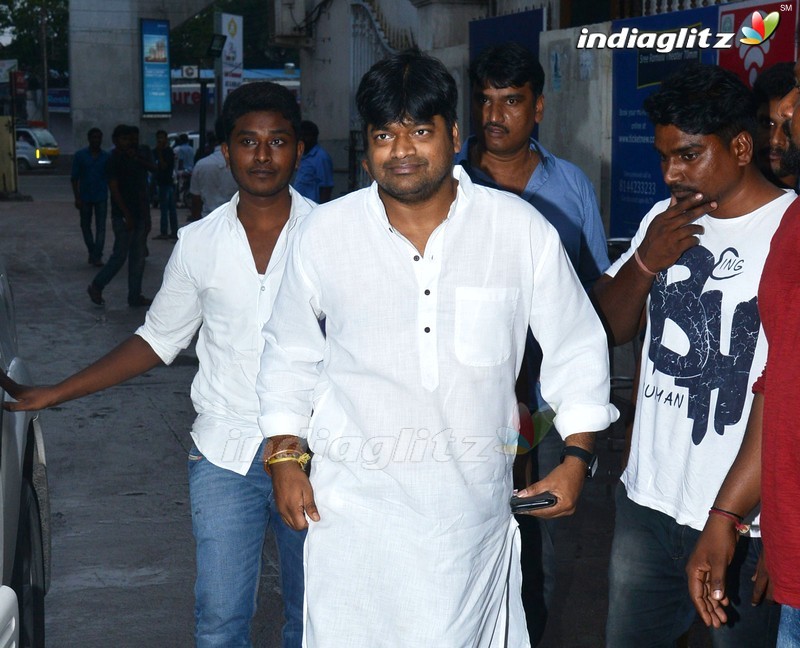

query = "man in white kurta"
[256,50,617,647]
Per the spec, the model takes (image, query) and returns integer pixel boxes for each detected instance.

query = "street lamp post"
[199,34,226,155]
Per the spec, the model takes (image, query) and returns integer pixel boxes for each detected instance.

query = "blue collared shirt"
[455,136,609,288]
[293,144,334,203]
[71,146,110,203]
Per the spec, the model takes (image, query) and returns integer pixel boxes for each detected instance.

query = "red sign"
[11,71,26,96]
[717,0,798,87]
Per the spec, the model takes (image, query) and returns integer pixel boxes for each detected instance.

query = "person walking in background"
[189,117,238,222]
[456,42,610,645]
[292,120,334,203]
[87,124,152,308]
[153,129,178,240]
[174,133,195,175]
[71,127,110,267]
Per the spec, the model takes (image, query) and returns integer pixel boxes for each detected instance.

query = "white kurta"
[257,167,617,647]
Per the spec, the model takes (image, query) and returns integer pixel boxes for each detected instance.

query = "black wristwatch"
[560,446,598,479]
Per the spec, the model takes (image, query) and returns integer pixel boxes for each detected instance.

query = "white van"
[15,127,60,171]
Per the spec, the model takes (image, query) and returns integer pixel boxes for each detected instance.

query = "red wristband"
[633,249,657,277]
[708,507,750,535]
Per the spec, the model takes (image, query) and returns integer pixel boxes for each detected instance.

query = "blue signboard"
[140,19,172,116]
[469,10,544,63]
[610,7,718,237]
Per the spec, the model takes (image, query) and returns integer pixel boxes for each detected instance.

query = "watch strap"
[560,446,598,478]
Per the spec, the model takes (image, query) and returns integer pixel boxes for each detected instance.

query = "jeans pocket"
[187,445,204,470]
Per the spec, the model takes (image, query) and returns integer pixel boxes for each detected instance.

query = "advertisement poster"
[717,0,798,87]
[219,13,243,103]
[609,7,719,237]
[140,19,171,116]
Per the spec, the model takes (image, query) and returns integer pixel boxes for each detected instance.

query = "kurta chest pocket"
[454,287,519,367]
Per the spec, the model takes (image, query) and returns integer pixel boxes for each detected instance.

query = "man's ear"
[535,94,545,125]
[732,131,753,166]
[221,142,230,167]
[361,158,373,180]
[296,140,305,170]
[452,122,461,155]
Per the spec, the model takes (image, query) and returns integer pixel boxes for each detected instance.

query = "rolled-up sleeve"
[528,217,619,437]
[135,236,203,364]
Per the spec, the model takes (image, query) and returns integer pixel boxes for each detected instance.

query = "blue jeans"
[158,184,178,236]
[188,443,305,648]
[92,215,147,303]
[780,606,800,647]
[79,200,107,262]
[607,483,779,647]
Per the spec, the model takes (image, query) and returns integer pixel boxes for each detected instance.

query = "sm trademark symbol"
[781,3,794,11]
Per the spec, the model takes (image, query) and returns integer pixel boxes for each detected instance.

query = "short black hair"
[111,124,132,140]
[356,48,458,134]
[753,62,796,105]
[221,81,301,143]
[469,42,545,96]
[156,129,167,138]
[644,63,756,143]
[87,127,102,139]
[300,120,319,146]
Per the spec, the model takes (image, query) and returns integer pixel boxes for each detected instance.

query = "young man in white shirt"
[1,82,315,647]
[593,63,786,647]
[256,49,617,647]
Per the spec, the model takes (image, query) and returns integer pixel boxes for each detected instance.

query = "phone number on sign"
[619,179,657,196]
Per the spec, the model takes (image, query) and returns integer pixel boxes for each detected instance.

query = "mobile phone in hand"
[509,491,558,513]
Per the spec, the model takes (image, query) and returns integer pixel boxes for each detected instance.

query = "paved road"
[1,171,713,647]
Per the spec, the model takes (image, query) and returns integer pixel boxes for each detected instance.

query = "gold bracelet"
[266,448,303,463]
[264,452,312,476]
[268,455,305,467]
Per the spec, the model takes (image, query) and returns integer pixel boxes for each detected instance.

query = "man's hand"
[74,198,82,210]
[0,371,61,411]
[636,193,716,274]
[513,459,586,519]
[686,515,738,628]
[269,460,319,530]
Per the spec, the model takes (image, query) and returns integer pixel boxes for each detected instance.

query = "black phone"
[509,491,558,513]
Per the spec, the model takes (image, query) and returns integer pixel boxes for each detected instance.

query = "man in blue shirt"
[293,120,334,203]
[456,41,610,646]
[71,127,110,266]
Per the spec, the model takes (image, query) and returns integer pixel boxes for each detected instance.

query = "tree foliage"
[0,0,69,84]
[171,0,298,69]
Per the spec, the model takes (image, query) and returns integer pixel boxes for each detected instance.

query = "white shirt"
[136,188,316,475]
[257,166,617,647]
[189,147,239,218]
[608,191,794,531]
